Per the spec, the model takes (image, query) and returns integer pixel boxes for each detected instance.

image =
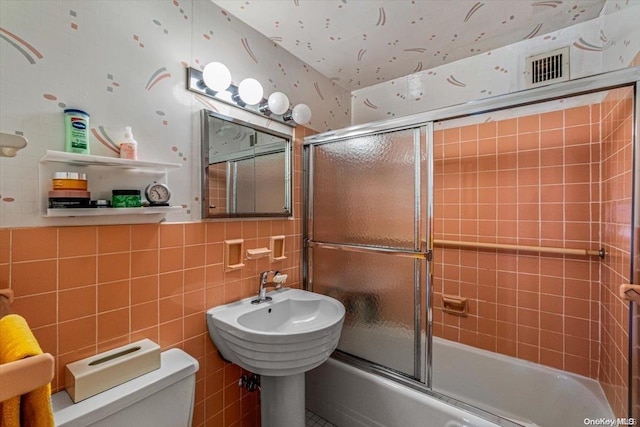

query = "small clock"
[144,182,171,206]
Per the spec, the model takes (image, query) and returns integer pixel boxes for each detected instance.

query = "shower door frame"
[304,123,432,384]
[303,66,640,424]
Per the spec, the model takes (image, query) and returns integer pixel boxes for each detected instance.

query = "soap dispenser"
[119,126,138,160]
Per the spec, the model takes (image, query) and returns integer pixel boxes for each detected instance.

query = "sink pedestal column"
[261,373,305,426]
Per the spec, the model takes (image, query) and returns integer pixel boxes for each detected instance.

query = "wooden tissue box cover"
[65,338,160,403]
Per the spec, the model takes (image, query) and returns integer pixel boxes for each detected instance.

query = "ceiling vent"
[525,47,569,88]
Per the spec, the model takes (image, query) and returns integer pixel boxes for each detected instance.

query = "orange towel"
[0,314,54,427]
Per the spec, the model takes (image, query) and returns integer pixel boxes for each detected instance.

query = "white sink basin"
[206,288,345,376]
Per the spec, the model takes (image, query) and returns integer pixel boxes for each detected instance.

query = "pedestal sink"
[206,288,345,426]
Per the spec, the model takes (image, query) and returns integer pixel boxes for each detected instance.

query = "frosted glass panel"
[312,129,417,248]
[311,246,417,376]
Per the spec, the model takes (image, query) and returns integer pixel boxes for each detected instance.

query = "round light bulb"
[267,92,290,115]
[202,62,231,92]
[291,103,312,124]
[238,78,264,105]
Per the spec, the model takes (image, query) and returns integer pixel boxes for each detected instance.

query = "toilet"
[52,348,199,427]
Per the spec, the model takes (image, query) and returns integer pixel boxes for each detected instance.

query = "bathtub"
[306,335,614,427]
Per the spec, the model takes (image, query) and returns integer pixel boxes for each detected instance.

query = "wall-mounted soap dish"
[224,239,245,271]
[0,132,27,157]
[246,247,272,259]
[441,294,468,316]
[270,235,286,262]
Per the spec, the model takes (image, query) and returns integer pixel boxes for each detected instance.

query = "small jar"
[90,199,111,208]
[112,189,141,208]
[53,172,88,191]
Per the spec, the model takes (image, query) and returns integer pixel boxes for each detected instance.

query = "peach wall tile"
[206,243,223,266]
[541,111,563,130]
[518,115,539,133]
[184,290,206,316]
[32,324,57,356]
[98,225,130,253]
[225,222,242,240]
[160,223,184,248]
[59,316,96,354]
[131,300,158,332]
[565,106,591,126]
[0,264,8,289]
[59,227,96,258]
[160,247,184,273]
[184,313,206,340]
[98,308,130,342]
[98,280,129,312]
[185,223,206,245]
[159,295,183,323]
[12,293,57,328]
[131,249,159,278]
[131,224,159,250]
[131,275,158,305]
[98,253,130,283]
[459,125,476,141]
[59,286,96,322]
[0,229,9,263]
[59,256,97,289]
[159,270,183,297]
[159,318,183,348]
[11,259,57,296]
[12,228,57,262]
[565,125,591,146]
[185,267,205,292]
[206,222,225,243]
[185,245,206,269]
[478,122,496,139]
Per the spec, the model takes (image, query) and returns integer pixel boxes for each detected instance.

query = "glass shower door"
[305,126,430,380]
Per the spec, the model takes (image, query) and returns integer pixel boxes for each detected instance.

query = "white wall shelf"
[45,206,182,217]
[39,151,182,225]
[40,150,181,171]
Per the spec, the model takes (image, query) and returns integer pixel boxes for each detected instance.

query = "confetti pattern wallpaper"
[214,0,609,91]
[351,2,640,125]
[0,0,349,227]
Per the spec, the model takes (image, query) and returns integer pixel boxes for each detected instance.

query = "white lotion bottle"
[119,126,138,160]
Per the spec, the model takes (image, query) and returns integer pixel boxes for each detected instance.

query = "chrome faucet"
[252,270,280,304]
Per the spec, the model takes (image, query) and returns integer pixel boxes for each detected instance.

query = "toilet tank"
[52,348,199,427]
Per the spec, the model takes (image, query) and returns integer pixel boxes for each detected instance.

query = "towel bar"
[0,353,55,402]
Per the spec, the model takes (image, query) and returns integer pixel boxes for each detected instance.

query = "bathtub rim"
[330,349,525,427]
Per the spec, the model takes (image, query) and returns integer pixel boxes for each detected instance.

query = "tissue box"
[65,339,160,403]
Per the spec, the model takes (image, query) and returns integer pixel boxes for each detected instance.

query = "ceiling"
[212,0,607,91]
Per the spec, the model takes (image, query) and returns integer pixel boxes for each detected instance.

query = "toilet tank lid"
[53,348,199,427]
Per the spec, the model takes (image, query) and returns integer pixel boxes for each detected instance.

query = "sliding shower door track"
[306,240,430,260]
[331,351,525,427]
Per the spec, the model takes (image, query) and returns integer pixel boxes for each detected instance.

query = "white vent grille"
[526,47,569,88]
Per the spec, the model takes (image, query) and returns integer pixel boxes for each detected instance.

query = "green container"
[64,109,90,154]
[112,190,141,208]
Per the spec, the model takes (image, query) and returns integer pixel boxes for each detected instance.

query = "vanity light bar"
[187,67,311,127]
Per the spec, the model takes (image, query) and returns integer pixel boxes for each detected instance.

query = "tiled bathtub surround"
[433,87,633,417]
[599,87,634,417]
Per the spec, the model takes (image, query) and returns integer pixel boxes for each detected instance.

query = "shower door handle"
[307,240,429,260]
[620,284,640,305]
